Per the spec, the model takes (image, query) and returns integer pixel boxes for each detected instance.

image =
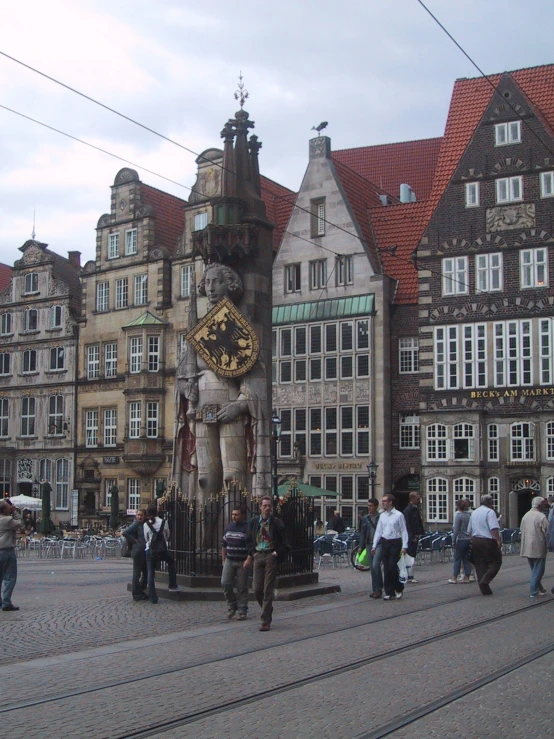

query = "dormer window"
[24,272,39,295]
[495,121,521,146]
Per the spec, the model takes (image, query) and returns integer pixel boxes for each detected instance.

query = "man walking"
[144,504,179,604]
[0,499,21,611]
[122,509,148,601]
[403,492,425,583]
[245,496,289,632]
[221,507,250,620]
[371,494,408,601]
[359,498,383,598]
[468,494,502,595]
[520,497,548,598]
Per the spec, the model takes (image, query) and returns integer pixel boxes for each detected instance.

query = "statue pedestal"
[127,571,340,602]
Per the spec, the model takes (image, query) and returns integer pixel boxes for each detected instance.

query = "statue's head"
[198,263,243,305]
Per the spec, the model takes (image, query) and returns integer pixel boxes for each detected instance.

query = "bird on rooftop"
[311,121,328,132]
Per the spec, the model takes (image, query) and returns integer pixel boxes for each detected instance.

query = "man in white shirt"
[371,494,408,600]
[468,494,502,596]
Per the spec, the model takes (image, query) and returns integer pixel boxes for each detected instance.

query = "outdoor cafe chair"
[314,538,337,569]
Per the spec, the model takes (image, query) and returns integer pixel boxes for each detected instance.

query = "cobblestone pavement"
[1,554,553,738]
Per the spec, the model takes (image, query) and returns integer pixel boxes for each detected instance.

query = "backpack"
[147,519,168,555]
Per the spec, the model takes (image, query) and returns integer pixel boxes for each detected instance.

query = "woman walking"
[449,499,472,584]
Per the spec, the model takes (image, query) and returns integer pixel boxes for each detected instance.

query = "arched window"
[454,477,476,509]
[511,422,535,461]
[426,477,448,522]
[55,459,70,509]
[546,421,554,460]
[487,424,499,461]
[488,477,500,514]
[453,423,475,460]
[427,424,447,461]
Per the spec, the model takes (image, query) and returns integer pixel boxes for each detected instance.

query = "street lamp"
[272,409,282,505]
[367,461,378,500]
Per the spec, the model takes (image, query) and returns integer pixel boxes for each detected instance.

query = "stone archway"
[508,477,541,527]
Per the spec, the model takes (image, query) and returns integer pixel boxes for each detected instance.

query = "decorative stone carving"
[308,384,321,403]
[17,458,34,481]
[0,287,12,305]
[309,136,330,159]
[486,204,535,232]
[97,214,112,228]
[82,260,97,274]
[355,382,370,401]
[149,248,164,261]
[135,205,155,218]
[48,278,69,297]
[338,383,353,402]
[114,168,139,185]
[323,384,337,403]
[15,243,48,267]
[273,386,292,405]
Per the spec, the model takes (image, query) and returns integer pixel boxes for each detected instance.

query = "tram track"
[2,586,550,736]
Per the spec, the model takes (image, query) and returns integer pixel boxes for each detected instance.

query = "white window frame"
[336,255,354,286]
[280,328,292,357]
[0,312,12,336]
[494,320,532,387]
[21,397,36,437]
[134,275,148,306]
[465,182,480,208]
[476,253,503,292]
[115,278,128,309]
[494,121,521,146]
[104,409,117,447]
[399,337,419,374]
[294,326,307,356]
[0,398,8,438]
[427,424,447,461]
[127,479,141,511]
[511,422,535,462]
[309,260,327,290]
[181,264,194,298]
[104,478,117,507]
[426,478,449,523]
[129,337,143,374]
[49,347,65,371]
[129,402,141,439]
[38,458,53,484]
[285,264,301,293]
[55,458,70,509]
[22,349,37,374]
[340,406,354,456]
[125,228,138,256]
[324,407,337,457]
[104,342,118,378]
[24,272,38,295]
[453,423,475,461]
[540,171,554,198]
[0,353,11,376]
[194,212,208,231]
[23,309,38,332]
[87,345,100,379]
[495,176,523,203]
[146,402,159,438]
[309,408,322,456]
[279,360,292,384]
[96,282,109,312]
[487,424,499,462]
[546,421,554,460]
[435,324,486,391]
[108,232,120,260]
[50,305,63,328]
[520,248,548,289]
[453,478,476,510]
[278,409,292,458]
[400,413,420,450]
[147,336,160,372]
[357,406,369,456]
[442,256,468,296]
[48,395,63,435]
[85,410,99,448]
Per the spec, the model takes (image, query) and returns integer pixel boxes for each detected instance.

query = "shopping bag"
[398,553,409,583]
[403,553,415,568]
[357,548,369,567]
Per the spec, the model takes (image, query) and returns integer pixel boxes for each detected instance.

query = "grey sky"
[1,0,553,267]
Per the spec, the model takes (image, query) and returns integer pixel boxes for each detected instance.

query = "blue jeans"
[221,558,250,614]
[0,548,17,607]
[453,539,472,577]
[146,550,177,602]
[527,557,546,596]
[370,545,383,593]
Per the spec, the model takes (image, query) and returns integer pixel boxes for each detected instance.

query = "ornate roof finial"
[31,209,36,241]
[234,71,249,109]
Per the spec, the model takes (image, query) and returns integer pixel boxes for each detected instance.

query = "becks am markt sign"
[469,386,554,400]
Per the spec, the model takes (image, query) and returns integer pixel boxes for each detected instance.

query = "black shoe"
[479,583,493,595]
[2,604,19,611]
[149,597,159,604]
[133,594,148,601]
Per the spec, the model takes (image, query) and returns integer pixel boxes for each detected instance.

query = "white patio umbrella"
[9,494,43,510]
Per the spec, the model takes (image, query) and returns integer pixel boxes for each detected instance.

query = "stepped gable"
[332,158,384,268]
[426,63,554,219]
[260,175,296,253]
[333,137,441,202]
[0,263,12,292]
[141,184,186,254]
[370,201,429,305]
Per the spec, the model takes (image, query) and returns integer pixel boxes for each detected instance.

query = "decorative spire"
[31,209,36,241]
[234,71,249,109]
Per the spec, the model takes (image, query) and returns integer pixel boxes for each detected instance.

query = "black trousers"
[381,538,403,597]
[131,552,148,599]
[471,537,502,586]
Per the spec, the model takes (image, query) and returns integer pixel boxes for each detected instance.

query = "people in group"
[449,499,472,584]
[403,492,425,583]
[520,496,548,598]
[468,494,502,595]
[371,494,408,601]
[221,507,250,621]
[359,497,383,598]
[0,499,21,612]
[245,496,289,631]
[329,510,345,534]
[122,509,148,602]
[144,504,179,604]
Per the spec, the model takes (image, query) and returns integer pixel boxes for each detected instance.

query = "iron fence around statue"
[158,482,314,578]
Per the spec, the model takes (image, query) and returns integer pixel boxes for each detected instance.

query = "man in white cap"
[520,496,548,598]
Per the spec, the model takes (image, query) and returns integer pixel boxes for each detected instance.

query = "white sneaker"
[408,578,419,584]
[395,591,403,600]
[383,594,392,600]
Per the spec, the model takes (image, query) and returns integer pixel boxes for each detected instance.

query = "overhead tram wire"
[0,101,363,262]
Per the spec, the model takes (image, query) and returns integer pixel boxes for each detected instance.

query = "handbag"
[356,547,370,567]
[121,538,133,558]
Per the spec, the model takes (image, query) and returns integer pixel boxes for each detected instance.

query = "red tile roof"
[370,202,429,304]
[141,184,186,254]
[0,263,12,293]
[260,175,297,252]
[333,138,442,203]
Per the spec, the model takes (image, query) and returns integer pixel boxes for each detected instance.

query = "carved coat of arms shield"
[185,296,259,378]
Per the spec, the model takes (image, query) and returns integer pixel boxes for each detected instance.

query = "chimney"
[68,251,81,269]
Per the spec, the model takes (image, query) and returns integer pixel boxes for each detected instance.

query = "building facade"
[0,240,81,523]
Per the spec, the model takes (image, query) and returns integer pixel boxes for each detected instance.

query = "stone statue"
[174,262,266,502]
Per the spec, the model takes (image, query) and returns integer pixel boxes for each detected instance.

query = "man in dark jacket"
[403,492,425,583]
[0,499,21,611]
[359,498,383,598]
[329,510,346,533]
[244,496,289,632]
[122,510,148,601]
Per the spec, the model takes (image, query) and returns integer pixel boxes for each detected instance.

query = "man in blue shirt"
[221,507,250,620]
